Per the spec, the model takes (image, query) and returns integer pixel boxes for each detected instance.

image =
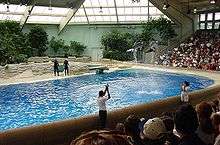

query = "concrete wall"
[22,24,182,63]
[22,24,143,61]
[1,84,220,145]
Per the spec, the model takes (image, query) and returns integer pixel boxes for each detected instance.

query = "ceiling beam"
[58,0,85,34]
[83,4,89,24]
[113,0,119,23]
[20,5,34,29]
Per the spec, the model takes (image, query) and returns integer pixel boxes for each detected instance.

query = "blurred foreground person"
[70,130,135,145]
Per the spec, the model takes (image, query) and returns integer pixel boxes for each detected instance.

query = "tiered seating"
[159,30,220,71]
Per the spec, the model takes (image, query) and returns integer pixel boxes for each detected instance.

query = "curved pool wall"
[0,69,214,131]
[1,85,220,145]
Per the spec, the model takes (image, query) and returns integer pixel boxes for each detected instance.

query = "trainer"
[97,84,111,128]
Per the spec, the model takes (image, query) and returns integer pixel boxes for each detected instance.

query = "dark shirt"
[54,60,59,69]
[178,134,207,145]
[165,133,180,145]
[64,60,69,69]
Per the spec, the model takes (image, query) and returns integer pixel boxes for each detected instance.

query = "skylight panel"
[32,6,69,16]
[27,15,63,23]
[0,14,22,21]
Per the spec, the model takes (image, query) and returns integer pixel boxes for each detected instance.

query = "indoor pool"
[0,69,214,131]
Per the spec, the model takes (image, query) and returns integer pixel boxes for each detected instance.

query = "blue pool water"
[0,69,214,131]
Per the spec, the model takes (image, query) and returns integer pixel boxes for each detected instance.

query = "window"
[214,22,220,29]
[207,22,213,29]
[200,23,205,29]
[198,12,219,30]
[207,13,213,21]
[200,14,206,21]
[0,0,171,24]
[215,12,220,20]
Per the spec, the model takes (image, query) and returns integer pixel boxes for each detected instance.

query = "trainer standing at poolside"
[180,81,190,103]
[97,84,111,128]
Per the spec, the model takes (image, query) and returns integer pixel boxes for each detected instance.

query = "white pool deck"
[0,62,220,87]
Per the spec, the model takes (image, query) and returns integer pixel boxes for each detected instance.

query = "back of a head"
[99,90,104,97]
[124,115,140,136]
[160,116,174,132]
[71,130,134,145]
[115,123,125,133]
[174,104,198,135]
[196,101,213,119]
[211,113,220,127]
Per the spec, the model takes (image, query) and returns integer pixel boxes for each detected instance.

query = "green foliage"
[49,36,66,55]
[28,25,48,56]
[69,41,86,57]
[141,17,176,44]
[0,21,30,65]
[101,30,134,61]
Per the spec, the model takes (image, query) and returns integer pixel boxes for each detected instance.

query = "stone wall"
[0,60,90,79]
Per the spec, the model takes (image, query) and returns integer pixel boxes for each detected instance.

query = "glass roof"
[0,0,169,24]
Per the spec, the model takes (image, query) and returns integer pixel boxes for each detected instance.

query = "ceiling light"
[132,0,140,3]
[210,0,216,4]
[6,5,10,13]
[28,10,31,16]
[163,3,170,10]
[193,7,197,14]
[48,0,52,10]
[99,6,103,13]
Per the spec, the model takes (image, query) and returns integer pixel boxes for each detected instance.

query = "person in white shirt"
[97,84,111,128]
[180,81,190,103]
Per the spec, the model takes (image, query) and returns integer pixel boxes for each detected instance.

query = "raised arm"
[103,85,110,99]
[106,86,111,100]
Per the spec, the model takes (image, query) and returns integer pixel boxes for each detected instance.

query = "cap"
[143,117,166,140]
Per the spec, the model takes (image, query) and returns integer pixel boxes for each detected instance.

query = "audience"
[71,100,220,145]
[159,30,220,71]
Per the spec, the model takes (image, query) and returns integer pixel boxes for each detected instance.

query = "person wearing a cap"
[97,84,110,129]
[141,117,167,145]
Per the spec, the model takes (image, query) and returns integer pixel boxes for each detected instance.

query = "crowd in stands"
[70,99,220,145]
[158,30,220,71]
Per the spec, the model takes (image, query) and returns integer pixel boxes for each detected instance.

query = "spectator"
[196,101,215,145]
[115,123,125,133]
[174,104,206,145]
[160,116,180,145]
[141,117,167,145]
[70,130,135,145]
[124,115,144,145]
[212,99,220,113]
[211,113,220,137]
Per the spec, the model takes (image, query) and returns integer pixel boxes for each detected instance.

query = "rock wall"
[0,61,90,79]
